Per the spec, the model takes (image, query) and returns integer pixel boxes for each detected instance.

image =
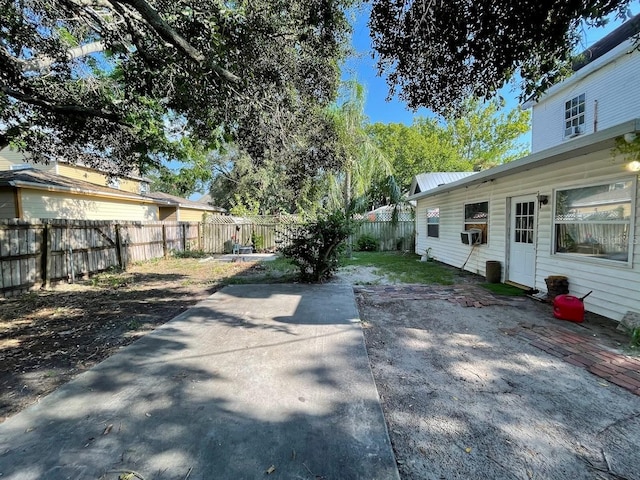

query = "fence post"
[44,221,52,289]
[197,223,202,251]
[162,224,168,259]
[115,224,124,269]
[182,223,187,251]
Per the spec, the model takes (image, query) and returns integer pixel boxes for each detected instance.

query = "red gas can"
[553,294,584,323]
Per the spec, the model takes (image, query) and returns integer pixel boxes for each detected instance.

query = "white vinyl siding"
[415,147,640,321]
[19,189,159,221]
[531,44,640,152]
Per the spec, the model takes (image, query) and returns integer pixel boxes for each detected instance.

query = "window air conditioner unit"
[564,125,583,138]
[460,228,482,245]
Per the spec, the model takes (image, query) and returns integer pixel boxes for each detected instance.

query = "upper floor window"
[107,177,120,189]
[564,93,585,138]
[140,182,150,195]
[10,164,31,171]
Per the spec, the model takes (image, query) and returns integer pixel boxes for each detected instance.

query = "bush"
[251,232,265,251]
[171,249,208,259]
[357,234,379,252]
[279,210,354,282]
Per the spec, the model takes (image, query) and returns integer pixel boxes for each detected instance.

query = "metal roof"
[409,172,477,196]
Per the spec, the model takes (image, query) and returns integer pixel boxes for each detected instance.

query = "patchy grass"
[224,257,298,284]
[479,282,527,296]
[340,251,455,285]
[630,327,640,350]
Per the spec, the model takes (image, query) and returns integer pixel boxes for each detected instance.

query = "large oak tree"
[0,0,354,176]
[369,0,636,115]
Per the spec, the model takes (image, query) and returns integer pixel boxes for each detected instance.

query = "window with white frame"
[554,179,633,263]
[427,208,439,238]
[10,164,32,171]
[107,177,120,189]
[140,182,150,195]
[564,93,585,138]
[464,201,488,244]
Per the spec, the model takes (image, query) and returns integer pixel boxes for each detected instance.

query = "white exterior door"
[508,195,537,287]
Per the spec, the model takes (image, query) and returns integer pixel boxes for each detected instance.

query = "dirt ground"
[2,257,639,480]
[356,292,640,480]
[0,257,266,423]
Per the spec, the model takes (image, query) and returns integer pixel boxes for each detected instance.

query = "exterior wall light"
[627,160,640,172]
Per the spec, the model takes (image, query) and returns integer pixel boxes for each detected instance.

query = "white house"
[409,16,640,322]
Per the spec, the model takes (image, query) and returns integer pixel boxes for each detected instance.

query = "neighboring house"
[0,149,225,221]
[0,169,166,221]
[363,204,415,222]
[194,193,213,206]
[145,191,226,222]
[0,148,151,195]
[409,17,640,322]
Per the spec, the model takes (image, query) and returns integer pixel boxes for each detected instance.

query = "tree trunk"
[343,167,352,212]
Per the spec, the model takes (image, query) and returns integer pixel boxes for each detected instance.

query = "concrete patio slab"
[213,253,278,262]
[0,284,398,480]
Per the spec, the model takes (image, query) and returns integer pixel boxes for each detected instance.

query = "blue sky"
[342,3,639,127]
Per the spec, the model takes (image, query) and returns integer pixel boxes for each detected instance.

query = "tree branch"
[22,41,107,72]
[1,85,130,125]
[112,0,240,83]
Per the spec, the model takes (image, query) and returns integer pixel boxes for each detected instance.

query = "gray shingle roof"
[145,191,226,212]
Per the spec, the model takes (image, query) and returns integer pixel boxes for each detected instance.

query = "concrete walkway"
[0,284,399,480]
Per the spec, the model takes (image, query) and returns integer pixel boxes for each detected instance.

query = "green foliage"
[356,234,380,252]
[613,135,640,164]
[324,80,395,211]
[369,0,633,114]
[341,251,455,285]
[171,249,208,259]
[479,283,526,296]
[368,98,531,190]
[630,327,640,349]
[279,210,355,282]
[251,233,265,251]
[229,195,261,216]
[1,0,354,178]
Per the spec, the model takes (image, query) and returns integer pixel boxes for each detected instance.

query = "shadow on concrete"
[0,284,398,480]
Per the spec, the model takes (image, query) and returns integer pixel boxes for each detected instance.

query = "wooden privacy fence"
[1,216,416,296]
[201,216,415,254]
[201,215,303,253]
[350,221,415,252]
[0,219,200,296]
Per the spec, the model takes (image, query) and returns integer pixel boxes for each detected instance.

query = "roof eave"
[523,39,636,109]
[8,181,174,205]
[408,118,640,201]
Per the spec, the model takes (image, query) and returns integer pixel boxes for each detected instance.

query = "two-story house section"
[0,149,225,221]
[0,148,151,195]
[530,15,640,152]
[409,15,640,322]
